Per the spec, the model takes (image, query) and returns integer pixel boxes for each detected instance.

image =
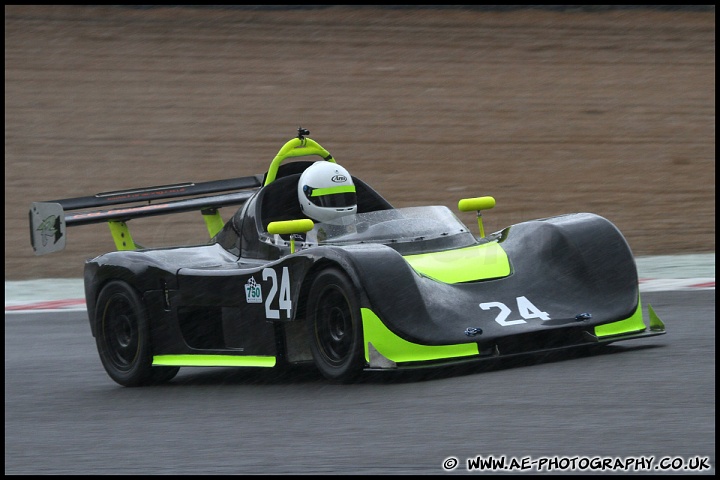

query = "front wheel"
[306,268,365,382]
[95,281,179,386]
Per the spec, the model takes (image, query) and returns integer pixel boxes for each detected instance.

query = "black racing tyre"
[306,267,365,383]
[95,281,179,387]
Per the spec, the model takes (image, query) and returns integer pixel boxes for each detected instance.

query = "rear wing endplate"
[29,175,263,255]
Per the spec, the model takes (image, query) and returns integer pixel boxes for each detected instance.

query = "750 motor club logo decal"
[244,277,262,304]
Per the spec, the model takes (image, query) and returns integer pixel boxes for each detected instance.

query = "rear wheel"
[306,268,365,382]
[95,281,179,386]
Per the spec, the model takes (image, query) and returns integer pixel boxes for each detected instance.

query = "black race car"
[29,128,666,386]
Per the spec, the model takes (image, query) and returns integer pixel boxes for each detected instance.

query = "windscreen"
[307,206,472,246]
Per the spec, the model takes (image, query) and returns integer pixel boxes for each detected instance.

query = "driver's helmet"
[297,161,357,223]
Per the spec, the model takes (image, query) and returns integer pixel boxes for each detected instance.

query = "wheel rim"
[315,286,353,366]
[101,294,139,371]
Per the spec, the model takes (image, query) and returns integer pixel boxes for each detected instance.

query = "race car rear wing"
[30,128,339,256]
[29,175,263,255]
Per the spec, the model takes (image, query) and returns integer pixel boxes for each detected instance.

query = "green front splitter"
[362,308,479,365]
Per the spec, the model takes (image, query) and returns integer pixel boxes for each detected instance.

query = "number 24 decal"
[480,296,550,326]
[262,267,292,319]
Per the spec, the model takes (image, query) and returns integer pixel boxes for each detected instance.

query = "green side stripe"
[310,185,356,197]
[361,308,479,363]
[153,354,276,367]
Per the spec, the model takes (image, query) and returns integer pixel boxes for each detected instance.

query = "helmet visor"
[306,185,357,208]
[311,191,357,208]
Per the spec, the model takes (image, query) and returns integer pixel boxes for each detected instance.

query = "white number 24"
[262,267,292,319]
[480,296,550,326]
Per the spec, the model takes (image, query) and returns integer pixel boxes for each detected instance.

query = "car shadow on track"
[361,343,664,385]
[162,343,664,387]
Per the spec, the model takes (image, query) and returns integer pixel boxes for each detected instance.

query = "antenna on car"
[297,127,310,140]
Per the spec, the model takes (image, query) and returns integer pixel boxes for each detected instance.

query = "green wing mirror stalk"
[458,196,496,237]
[267,219,315,253]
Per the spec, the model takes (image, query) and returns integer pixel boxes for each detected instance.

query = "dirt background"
[5,6,715,281]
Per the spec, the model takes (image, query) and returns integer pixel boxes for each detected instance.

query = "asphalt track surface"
[4,291,714,475]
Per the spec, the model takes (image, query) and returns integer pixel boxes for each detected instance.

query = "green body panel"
[361,308,479,363]
[594,300,645,337]
[153,354,276,367]
[403,242,511,284]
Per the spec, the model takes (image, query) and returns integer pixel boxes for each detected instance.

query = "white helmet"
[298,161,357,223]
